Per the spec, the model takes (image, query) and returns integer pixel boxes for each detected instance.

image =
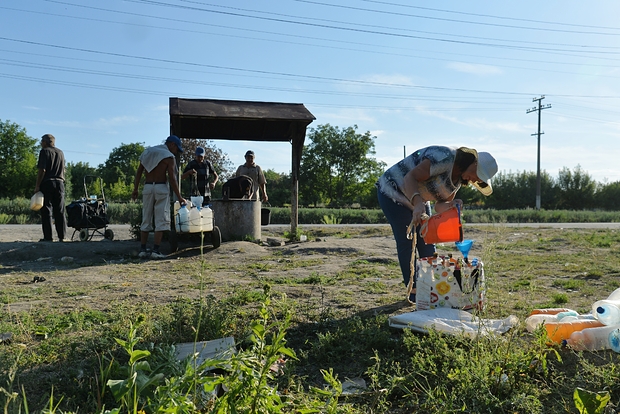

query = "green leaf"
[106,378,132,402]
[129,349,151,365]
[574,387,610,414]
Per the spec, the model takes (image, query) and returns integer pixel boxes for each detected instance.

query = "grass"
[2,225,620,412]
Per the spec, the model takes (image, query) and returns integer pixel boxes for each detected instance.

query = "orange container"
[420,206,463,244]
[544,319,604,344]
[529,308,573,316]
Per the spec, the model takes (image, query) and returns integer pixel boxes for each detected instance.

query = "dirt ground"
[1,224,442,316]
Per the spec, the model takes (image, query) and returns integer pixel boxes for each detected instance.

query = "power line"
[526,96,552,210]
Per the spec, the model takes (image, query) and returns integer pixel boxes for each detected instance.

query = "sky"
[2,0,620,184]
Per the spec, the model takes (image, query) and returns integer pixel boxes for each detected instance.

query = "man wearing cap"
[34,134,67,242]
[235,150,268,202]
[181,146,219,205]
[376,146,498,302]
[132,135,186,259]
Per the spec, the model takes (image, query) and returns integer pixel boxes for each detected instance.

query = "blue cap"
[166,135,183,153]
[195,146,205,156]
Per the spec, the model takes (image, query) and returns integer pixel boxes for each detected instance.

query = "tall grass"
[2,197,620,225]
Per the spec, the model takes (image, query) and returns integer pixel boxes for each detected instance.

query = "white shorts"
[141,183,170,232]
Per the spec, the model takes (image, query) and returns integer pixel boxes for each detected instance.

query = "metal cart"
[66,176,114,242]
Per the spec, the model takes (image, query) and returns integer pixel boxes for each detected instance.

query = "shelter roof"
[169,98,315,142]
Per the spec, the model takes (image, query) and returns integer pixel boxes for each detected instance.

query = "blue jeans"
[378,189,435,288]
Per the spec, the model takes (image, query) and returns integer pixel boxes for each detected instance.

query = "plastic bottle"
[556,311,580,321]
[564,324,620,351]
[544,318,604,344]
[189,206,202,233]
[592,299,620,326]
[177,205,190,233]
[201,206,213,231]
[609,328,620,353]
[607,288,620,301]
[529,308,574,316]
[525,314,559,332]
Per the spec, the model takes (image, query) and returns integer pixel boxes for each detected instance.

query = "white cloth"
[388,308,518,338]
[140,145,174,173]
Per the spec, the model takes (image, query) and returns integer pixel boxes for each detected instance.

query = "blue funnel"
[455,240,474,260]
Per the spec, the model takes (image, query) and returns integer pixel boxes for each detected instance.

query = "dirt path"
[1,224,424,315]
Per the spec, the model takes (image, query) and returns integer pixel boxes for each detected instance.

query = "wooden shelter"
[169,97,315,234]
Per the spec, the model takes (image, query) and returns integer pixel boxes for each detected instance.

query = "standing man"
[35,134,67,242]
[132,135,186,259]
[235,150,268,202]
[181,146,219,205]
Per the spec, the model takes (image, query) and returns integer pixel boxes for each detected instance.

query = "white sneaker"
[138,250,149,259]
[150,251,166,260]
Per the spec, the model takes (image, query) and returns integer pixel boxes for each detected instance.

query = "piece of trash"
[37,257,52,261]
[269,357,287,375]
[0,332,12,345]
[32,276,46,283]
[299,235,307,242]
[175,337,236,369]
[340,378,367,395]
[61,256,74,263]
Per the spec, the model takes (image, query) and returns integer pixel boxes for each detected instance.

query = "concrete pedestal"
[211,200,261,242]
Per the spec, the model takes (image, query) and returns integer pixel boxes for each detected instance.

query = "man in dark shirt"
[181,146,219,205]
[34,134,67,242]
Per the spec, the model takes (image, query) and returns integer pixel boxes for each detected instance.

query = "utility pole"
[526,96,551,210]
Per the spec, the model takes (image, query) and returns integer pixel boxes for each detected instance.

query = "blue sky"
[2,1,620,184]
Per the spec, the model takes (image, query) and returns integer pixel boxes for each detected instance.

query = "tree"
[595,181,620,211]
[97,143,145,201]
[0,119,38,198]
[66,161,98,200]
[555,165,596,210]
[300,124,386,207]
[263,169,291,207]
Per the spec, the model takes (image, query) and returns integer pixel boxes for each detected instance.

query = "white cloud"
[447,62,502,76]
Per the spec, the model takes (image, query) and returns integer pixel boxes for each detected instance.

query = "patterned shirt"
[183,159,215,197]
[376,146,463,206]
[235,163,266,201]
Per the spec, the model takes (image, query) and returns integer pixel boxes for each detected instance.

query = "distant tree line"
[2,118,620,211]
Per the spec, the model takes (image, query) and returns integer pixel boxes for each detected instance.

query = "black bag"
[67,199,109,229]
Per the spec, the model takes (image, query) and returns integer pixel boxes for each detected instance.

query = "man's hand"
[262,194,269,203]
[209,182,215,190]
[131,189,139,202]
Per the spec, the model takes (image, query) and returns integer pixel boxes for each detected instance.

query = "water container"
[525,314,559,332]
[609,328,620,353]
[30,191,44,211]
[565,325,620,351]
[201,206,213,231]
[191,196,203,210]
[544,318,605,344]
[607,288,620,301]
[592,299,620,326]
[419,205,463,244]
[189,206,202,233]
[529,308,574,316]
[176,205,190,233]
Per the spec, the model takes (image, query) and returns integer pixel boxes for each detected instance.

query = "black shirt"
[37,146,65,182]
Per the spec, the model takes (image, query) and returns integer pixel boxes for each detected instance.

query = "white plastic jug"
[592,299,620,326]
[189,206,202,233]
[30,191,44,211]
[201,206,213,232]
[176,205,190,233]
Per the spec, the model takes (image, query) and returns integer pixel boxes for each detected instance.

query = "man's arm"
[35,168,45,193]
[209,163,219,189]
[165,158,186,205]
[257,166,268,202]
[131,164,145,201]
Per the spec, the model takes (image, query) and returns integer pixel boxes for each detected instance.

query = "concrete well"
[210,200,261,242]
